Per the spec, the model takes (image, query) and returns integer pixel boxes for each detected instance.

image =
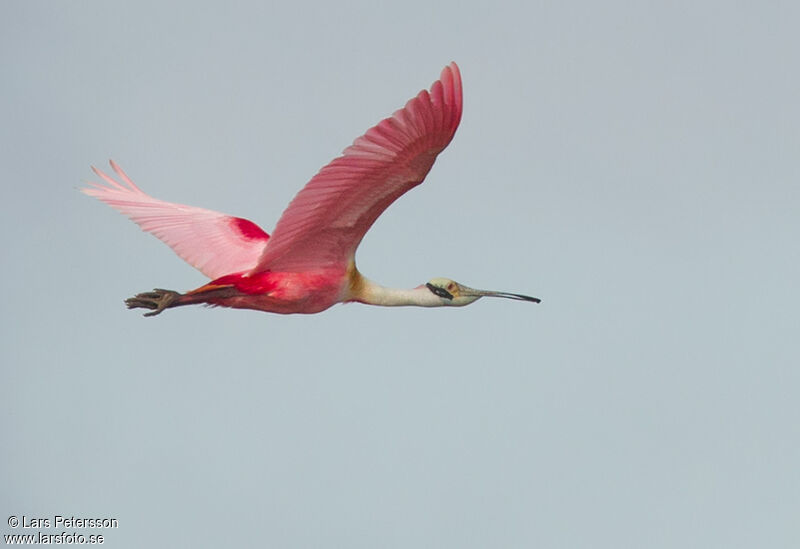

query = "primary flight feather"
[83,62,540,316]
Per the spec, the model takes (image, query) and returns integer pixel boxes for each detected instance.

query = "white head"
[424,277,541,307]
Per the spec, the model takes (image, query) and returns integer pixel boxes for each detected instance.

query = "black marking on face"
[426,282,454,300]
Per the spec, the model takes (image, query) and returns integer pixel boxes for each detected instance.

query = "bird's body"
[84,63,540,316]
[188,267,352,314]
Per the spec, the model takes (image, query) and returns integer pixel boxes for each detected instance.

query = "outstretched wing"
[252,62,463,274]
[82,160,270,279]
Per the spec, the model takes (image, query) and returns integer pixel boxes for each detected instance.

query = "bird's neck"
[352,277,441,307]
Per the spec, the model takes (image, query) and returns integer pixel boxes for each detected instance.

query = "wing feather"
[252,62,463,273]
[82,161,269,279]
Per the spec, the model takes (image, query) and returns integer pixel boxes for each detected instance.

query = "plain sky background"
[2,1,798,547]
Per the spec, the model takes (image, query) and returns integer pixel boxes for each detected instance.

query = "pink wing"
[252,62,463,273]
[82,160,270,279]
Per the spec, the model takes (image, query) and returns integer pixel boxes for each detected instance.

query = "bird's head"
[424,277,541,307]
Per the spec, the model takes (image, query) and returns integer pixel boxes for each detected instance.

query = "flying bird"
[83,62,540,316]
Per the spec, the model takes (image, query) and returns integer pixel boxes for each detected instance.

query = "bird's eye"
[426,282,453,300]
[447,282,456,292]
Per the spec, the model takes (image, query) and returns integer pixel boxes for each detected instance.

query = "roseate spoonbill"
[83,62,540,316]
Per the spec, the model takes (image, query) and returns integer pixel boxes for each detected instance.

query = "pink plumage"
[83,160,270,279]
[83,63,540,316]
[253,62,462,273]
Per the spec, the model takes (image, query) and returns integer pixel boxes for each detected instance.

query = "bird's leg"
[125,284,239,317]
[125,288,183,317]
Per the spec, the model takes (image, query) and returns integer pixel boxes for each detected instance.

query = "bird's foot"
[125,288,181,317]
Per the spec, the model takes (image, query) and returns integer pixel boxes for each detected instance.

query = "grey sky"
[2,1,799,547]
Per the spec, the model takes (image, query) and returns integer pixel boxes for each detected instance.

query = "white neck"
[353,278,443,307]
